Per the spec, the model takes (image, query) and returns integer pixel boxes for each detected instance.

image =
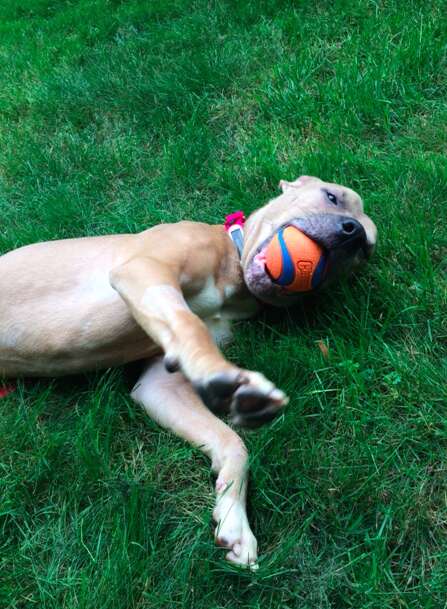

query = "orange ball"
[265,226,326,292]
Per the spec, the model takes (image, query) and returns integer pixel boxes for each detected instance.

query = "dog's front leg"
[110,256,288,424]
[110,256,236,379]
[131,357,258,568]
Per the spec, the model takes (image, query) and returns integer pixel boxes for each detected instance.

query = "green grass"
[1,0,446,607]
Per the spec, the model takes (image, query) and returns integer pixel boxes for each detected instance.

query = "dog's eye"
[326,191,338,205]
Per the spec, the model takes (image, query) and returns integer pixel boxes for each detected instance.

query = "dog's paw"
[195,369,288,426]
[194,369,247,414]
[230,371,288,428]
[213,496,258,569]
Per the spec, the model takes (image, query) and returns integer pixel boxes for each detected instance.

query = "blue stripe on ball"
[311,251,327,289]
[276,228,295,286]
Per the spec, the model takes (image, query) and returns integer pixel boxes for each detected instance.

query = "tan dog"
[0,176,377,567]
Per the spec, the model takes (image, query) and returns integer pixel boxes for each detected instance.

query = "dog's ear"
[278,175,315,193]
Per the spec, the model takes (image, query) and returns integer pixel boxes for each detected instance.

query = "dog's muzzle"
[243,213,371,304]
[291,214,370,259]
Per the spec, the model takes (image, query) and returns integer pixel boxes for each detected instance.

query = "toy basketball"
[265,226,327,292]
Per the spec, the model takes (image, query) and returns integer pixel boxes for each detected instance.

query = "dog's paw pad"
[230,378,288,428]
[163,353,180,373]
[194,370,246,413]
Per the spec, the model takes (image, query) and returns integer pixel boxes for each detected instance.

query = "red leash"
[0,385,15,398]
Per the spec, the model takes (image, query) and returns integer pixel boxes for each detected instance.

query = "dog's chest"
[186,276,257,346]
[187,276,224,317]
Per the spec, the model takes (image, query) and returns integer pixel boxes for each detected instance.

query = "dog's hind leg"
[131,356,258,568]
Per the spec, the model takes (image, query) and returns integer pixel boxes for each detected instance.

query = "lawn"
[0,0,446,607]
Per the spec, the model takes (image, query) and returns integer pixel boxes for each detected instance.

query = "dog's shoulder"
[136,221,227,254]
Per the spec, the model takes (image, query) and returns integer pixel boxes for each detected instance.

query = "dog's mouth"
[243,214,370,305]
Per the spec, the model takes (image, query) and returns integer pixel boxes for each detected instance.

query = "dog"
[0,175,377,567]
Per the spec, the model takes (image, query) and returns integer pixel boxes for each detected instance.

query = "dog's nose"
[339,217,364,241]
[293,213,368,254]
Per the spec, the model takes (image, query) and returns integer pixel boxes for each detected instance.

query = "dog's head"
[242,176,377,305]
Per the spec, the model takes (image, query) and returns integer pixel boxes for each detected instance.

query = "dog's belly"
[0,292,161,377]
[0,237,160,377]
